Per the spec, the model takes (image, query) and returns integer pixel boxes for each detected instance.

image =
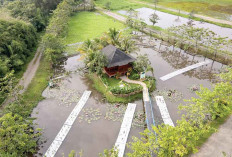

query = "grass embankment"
[88,73,143,103]
[88,73,156,104]
[146,3,232,28]
[133,0,232,28]
[64,11,125,56]
[22,57,51,108]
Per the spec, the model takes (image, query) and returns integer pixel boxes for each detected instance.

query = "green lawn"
[65,11,125,44]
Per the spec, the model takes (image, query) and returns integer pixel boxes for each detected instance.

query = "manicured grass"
[65,11,125,44]
[88,73,156,103]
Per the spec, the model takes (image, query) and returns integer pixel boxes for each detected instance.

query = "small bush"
[110,85,142,95]
[130,73,140,80]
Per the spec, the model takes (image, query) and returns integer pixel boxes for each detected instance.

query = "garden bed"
[87,73,155,103]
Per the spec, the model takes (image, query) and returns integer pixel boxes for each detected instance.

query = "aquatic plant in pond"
[43,82,80,107]
[78,107,102,124]
[104,104,145,128]
[153,88,183,102]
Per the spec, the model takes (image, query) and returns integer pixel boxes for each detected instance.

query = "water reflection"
[135,34,226,83]
[118,7,232,39]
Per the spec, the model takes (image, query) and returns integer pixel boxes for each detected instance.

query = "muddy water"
[132,34,225,124]
[118,7,232,39]
[32,32,226,156]
[32,56,144,157]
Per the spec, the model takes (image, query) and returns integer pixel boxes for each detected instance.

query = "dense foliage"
[42,0,82,67]
[0,0,67,104]
[0,20,37,104]
[0,20,37,73]
[0,113,41,156]
[99,147,118,157]
[128,68,232,157]
[133,54,154,76]
[2,0,63,31]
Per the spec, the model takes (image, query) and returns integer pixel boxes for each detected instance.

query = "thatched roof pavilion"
[102,45,135,77]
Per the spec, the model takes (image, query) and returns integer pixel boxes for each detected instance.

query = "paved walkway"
[44,91,91,157]
[121,76,149,102]
[160,60,211,81]
[192,116,232,157]
[121,76,156,132]
[115,103,136,157]
[155,96,174,127]
[131,0,232,26]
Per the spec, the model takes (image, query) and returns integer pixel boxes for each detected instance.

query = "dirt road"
[19,46,43,93]
[0,46,42,109]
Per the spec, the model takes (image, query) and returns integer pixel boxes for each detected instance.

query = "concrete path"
[115,103,136,157]
[121,76,156,132]
[160,60,211,81]
[155,96,174,127]
[131,0,232,27]
[192,116,232,157]
[121,76,149,102]
[44,91,91,157]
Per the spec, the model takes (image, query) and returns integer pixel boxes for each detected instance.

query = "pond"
[32,31,227,156]
[118,7,232,39]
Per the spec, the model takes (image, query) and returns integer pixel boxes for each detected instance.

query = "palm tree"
[120,36,138,54]
[106,28,121,46]
[77,39,96,54]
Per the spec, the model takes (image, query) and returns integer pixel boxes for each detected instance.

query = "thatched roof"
[102,45,135,68]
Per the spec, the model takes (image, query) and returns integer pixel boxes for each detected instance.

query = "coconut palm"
[77,39,96,54]
[106,28,122,46]
[120,36,138,54]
